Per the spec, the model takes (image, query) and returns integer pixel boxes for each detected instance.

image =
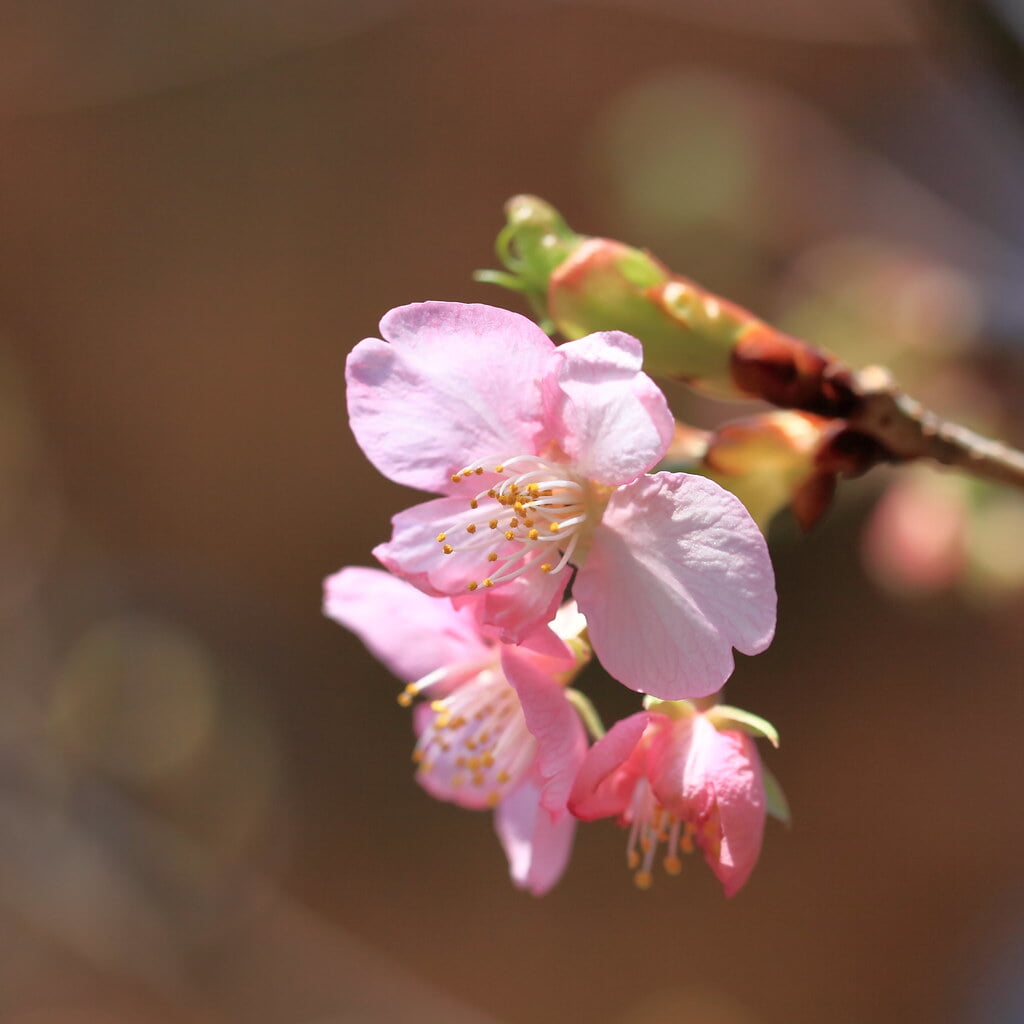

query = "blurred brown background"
[1,1,1024,1022]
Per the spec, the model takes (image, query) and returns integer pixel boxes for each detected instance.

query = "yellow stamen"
[634,870,653,890]
[467,581,478,592]
[466,524,477,534]
[487,552,498,562]
[442,544,454,555]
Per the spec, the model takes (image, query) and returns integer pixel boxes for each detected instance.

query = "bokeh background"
[2,1,1024,1021]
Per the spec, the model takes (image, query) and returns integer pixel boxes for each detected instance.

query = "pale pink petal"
[346,303,555,494]
[544,331,674,485]
[494,781,577,895]
[375,497,569,642]
[569,712,650,820]
[323,566,489,683]
[373,495,498,596]
[706,731,766,898]
[501,645,587,813]
[576,473,777,700]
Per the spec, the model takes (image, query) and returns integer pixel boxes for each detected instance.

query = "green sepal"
[763,767,791,826]
[566,688,606,741]
[705,704,780,748]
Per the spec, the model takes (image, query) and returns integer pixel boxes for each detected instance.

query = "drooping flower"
[323,565,589,895]
[346,301,776,701]
[569,700,774,896]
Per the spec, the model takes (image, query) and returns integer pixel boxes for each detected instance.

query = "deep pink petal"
[502,645,587,813]
[346,303,555,494]
[544,331,674,485]
[705,731,766,898]
[323,566,489,682]
[458,564,568,645]
[576,473,777,700]
[648,713,718,821]
[494,781,577,896]
[568,712,650,820]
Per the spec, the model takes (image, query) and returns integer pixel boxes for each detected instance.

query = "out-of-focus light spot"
[592,73,755,239]
[967,491,1024,596]
[778,237,982,368]
[49,616,219,784]
[615,987,762,1024]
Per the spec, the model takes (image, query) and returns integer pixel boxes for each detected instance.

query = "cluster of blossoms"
[326,299,786,896]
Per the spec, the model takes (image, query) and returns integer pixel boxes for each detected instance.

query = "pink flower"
[346,302,776,701]
[569,704,766,896]
[323,565,588,895]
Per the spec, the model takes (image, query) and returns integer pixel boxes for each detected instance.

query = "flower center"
[410,667,536,809]
[437,454,591,591]
[624,778,701,889]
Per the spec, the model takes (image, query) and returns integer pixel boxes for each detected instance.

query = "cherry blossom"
[323,565,588,895]
[569,702,767,896]
[346,301,776,700]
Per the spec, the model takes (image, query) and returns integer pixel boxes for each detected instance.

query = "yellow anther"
[497,770,511,783]
[505,530,515,540]
[397,692,413,707]
[467,581,478,592]
[540,563,553,573]
[466,523,477,534]
[634,870,653,890]
[489,520,498,529]
[436,532,447,542]
[528,529,540,540]
[627,850,640,869]
[487,552,498,562]
[442,544,454,554]
[524,518,534,527]
[487,489,497,498]
[640,836,652,853]
[527,483,540,495]
[474,467,484,475]
[549,521,561,533]
[681,825,696,854]
[411,749,424,763]
[450,473,462,483]
[430,699,445,712]
[509,518,519,528]
[514,502,526,514]
[469,498,479,509]
[481,752,494,766]
[494,464,504,472]
[483,578,494,588]
[664,855,683,875]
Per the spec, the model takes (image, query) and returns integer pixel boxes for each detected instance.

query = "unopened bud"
[702,411,835,530]
[479,196,857,405]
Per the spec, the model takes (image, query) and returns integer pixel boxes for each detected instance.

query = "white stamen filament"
[440,454,591,592]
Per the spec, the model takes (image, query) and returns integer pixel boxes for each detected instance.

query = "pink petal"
[648,713,718,820]
[374,496,569,643]
[544,331,674,485]
[346,303,555,494]
[568,712,650,820]
[323,566,489,683]
[705,731,766,898]
[576,473,777,700]
[501,645,587,813]
[494,781,577,895]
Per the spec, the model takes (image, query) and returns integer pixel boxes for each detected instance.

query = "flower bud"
[702,411,836,530]
[479,196,855,405]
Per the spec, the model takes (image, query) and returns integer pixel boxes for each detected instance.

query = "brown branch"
[841,365,1024,489]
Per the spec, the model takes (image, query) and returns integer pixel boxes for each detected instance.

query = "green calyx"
[473,194,584,330]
